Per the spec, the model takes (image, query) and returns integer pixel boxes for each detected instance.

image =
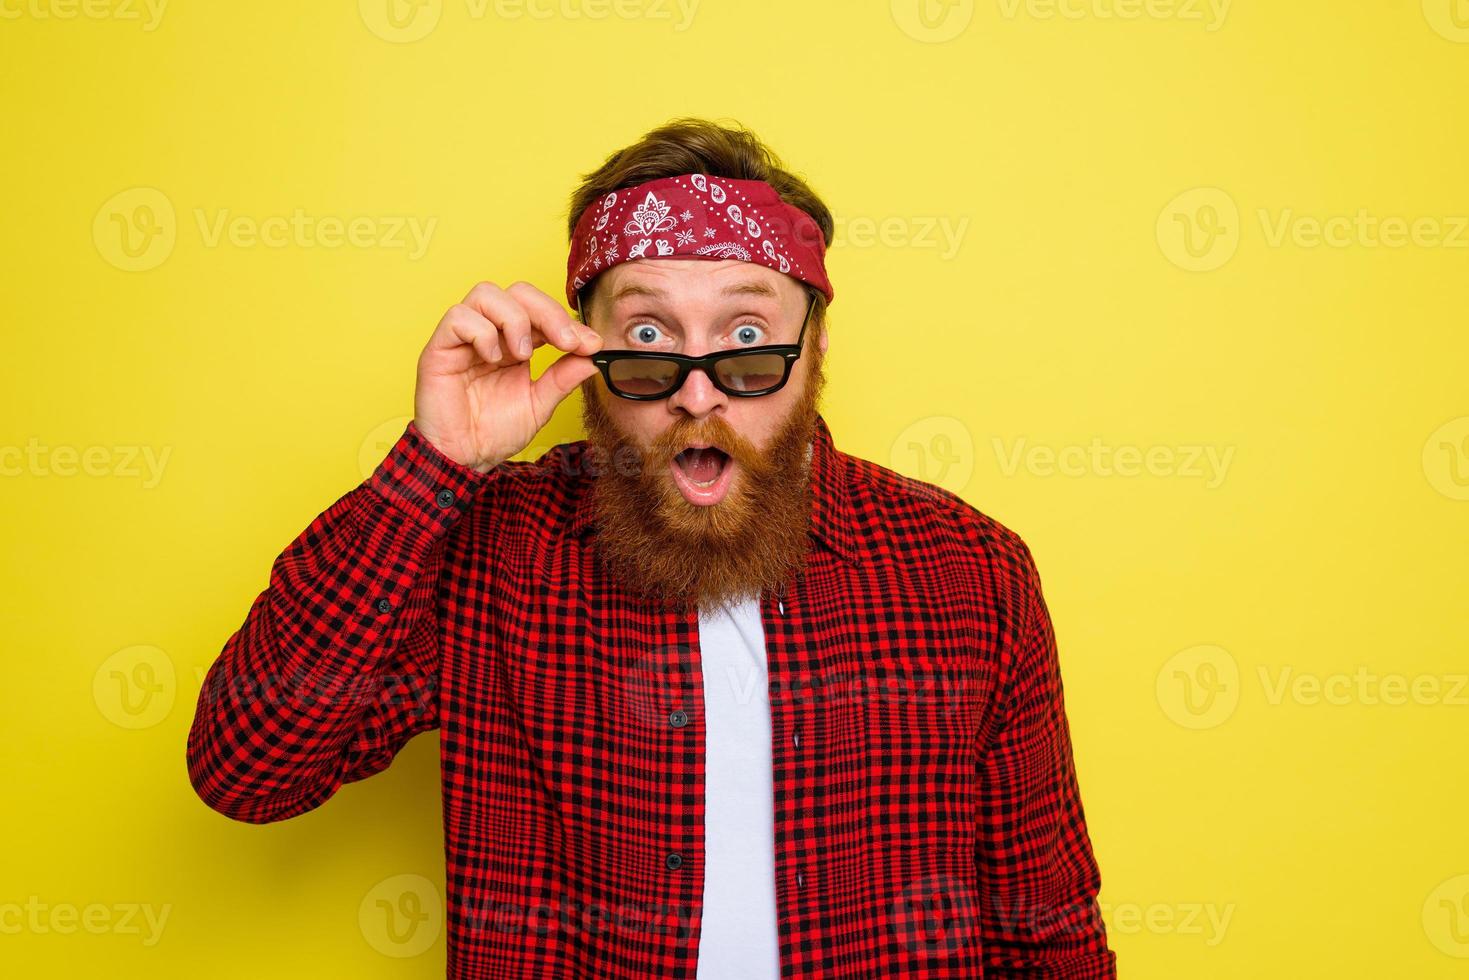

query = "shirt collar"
[570,412,860,567]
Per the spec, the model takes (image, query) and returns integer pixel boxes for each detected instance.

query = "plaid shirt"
[187,413,1116,979]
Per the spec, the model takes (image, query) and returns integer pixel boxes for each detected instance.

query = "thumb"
[530,352,603,425]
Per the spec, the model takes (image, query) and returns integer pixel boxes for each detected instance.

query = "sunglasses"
[578,291,817,401]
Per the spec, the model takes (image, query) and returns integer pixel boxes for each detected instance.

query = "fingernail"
[519,337,533,357]
[489,345,501,361]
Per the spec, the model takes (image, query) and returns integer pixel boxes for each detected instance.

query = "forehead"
[596,258,795,307]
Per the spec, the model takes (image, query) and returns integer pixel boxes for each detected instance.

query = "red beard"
[578,346,827,613]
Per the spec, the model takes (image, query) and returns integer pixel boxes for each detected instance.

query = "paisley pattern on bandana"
[624,192,678,236]
[566,173,833,309]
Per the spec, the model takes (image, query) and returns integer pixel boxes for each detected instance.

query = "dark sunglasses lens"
[608,358,681,397]
[714,353,787,393]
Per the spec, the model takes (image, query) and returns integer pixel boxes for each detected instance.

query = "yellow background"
[3,1,1467,976]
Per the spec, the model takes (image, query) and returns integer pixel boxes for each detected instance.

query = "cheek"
[724,402,785,450]
[603,396,665,446]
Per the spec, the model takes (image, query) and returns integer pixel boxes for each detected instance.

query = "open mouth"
[669,443,736,506]
[672,445,731,487]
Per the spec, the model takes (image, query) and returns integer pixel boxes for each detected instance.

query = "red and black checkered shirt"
[187,413,1116,978]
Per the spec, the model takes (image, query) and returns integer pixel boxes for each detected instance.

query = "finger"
[506,281,600,355]
[426,299,506,366]
[461,281,537,362]
[529,351,603,427]
[444,308,504,369]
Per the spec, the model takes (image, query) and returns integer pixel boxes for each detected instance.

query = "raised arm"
[186,279,604,823]
[185,421,489,822]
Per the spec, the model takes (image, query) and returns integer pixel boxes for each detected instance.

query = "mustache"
[646,416,760,470]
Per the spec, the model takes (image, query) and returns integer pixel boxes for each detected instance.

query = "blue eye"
[734,323,764,345]
[631,323,664,344]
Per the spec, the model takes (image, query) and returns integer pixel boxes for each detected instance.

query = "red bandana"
[565,173,834,312]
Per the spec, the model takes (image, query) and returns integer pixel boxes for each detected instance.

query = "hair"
[566,116,833,332]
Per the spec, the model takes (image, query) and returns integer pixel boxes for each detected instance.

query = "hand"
[412,281,603,473]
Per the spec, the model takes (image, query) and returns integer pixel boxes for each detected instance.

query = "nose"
[666,361,728,420]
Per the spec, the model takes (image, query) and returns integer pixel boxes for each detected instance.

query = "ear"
[818,326,828,355]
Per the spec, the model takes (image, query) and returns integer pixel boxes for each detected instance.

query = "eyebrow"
[609,279,780,304]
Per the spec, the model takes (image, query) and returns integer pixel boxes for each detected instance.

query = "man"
[187,117,1116,979]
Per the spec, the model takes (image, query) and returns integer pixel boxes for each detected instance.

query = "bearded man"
[187,116,1116,980]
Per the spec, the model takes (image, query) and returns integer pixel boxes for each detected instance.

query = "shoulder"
[839,449,1041,603]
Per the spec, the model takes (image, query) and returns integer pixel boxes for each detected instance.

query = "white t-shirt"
[695,594,780,979]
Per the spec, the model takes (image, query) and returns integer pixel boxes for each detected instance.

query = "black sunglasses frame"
[580,291,817,401]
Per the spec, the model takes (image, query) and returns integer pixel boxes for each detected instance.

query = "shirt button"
[792,731,800,747]
[664,852,683,871]
[375,598,392,614]
[434,488,456,509]
[669,709,689,729]
[796,871,804,887]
